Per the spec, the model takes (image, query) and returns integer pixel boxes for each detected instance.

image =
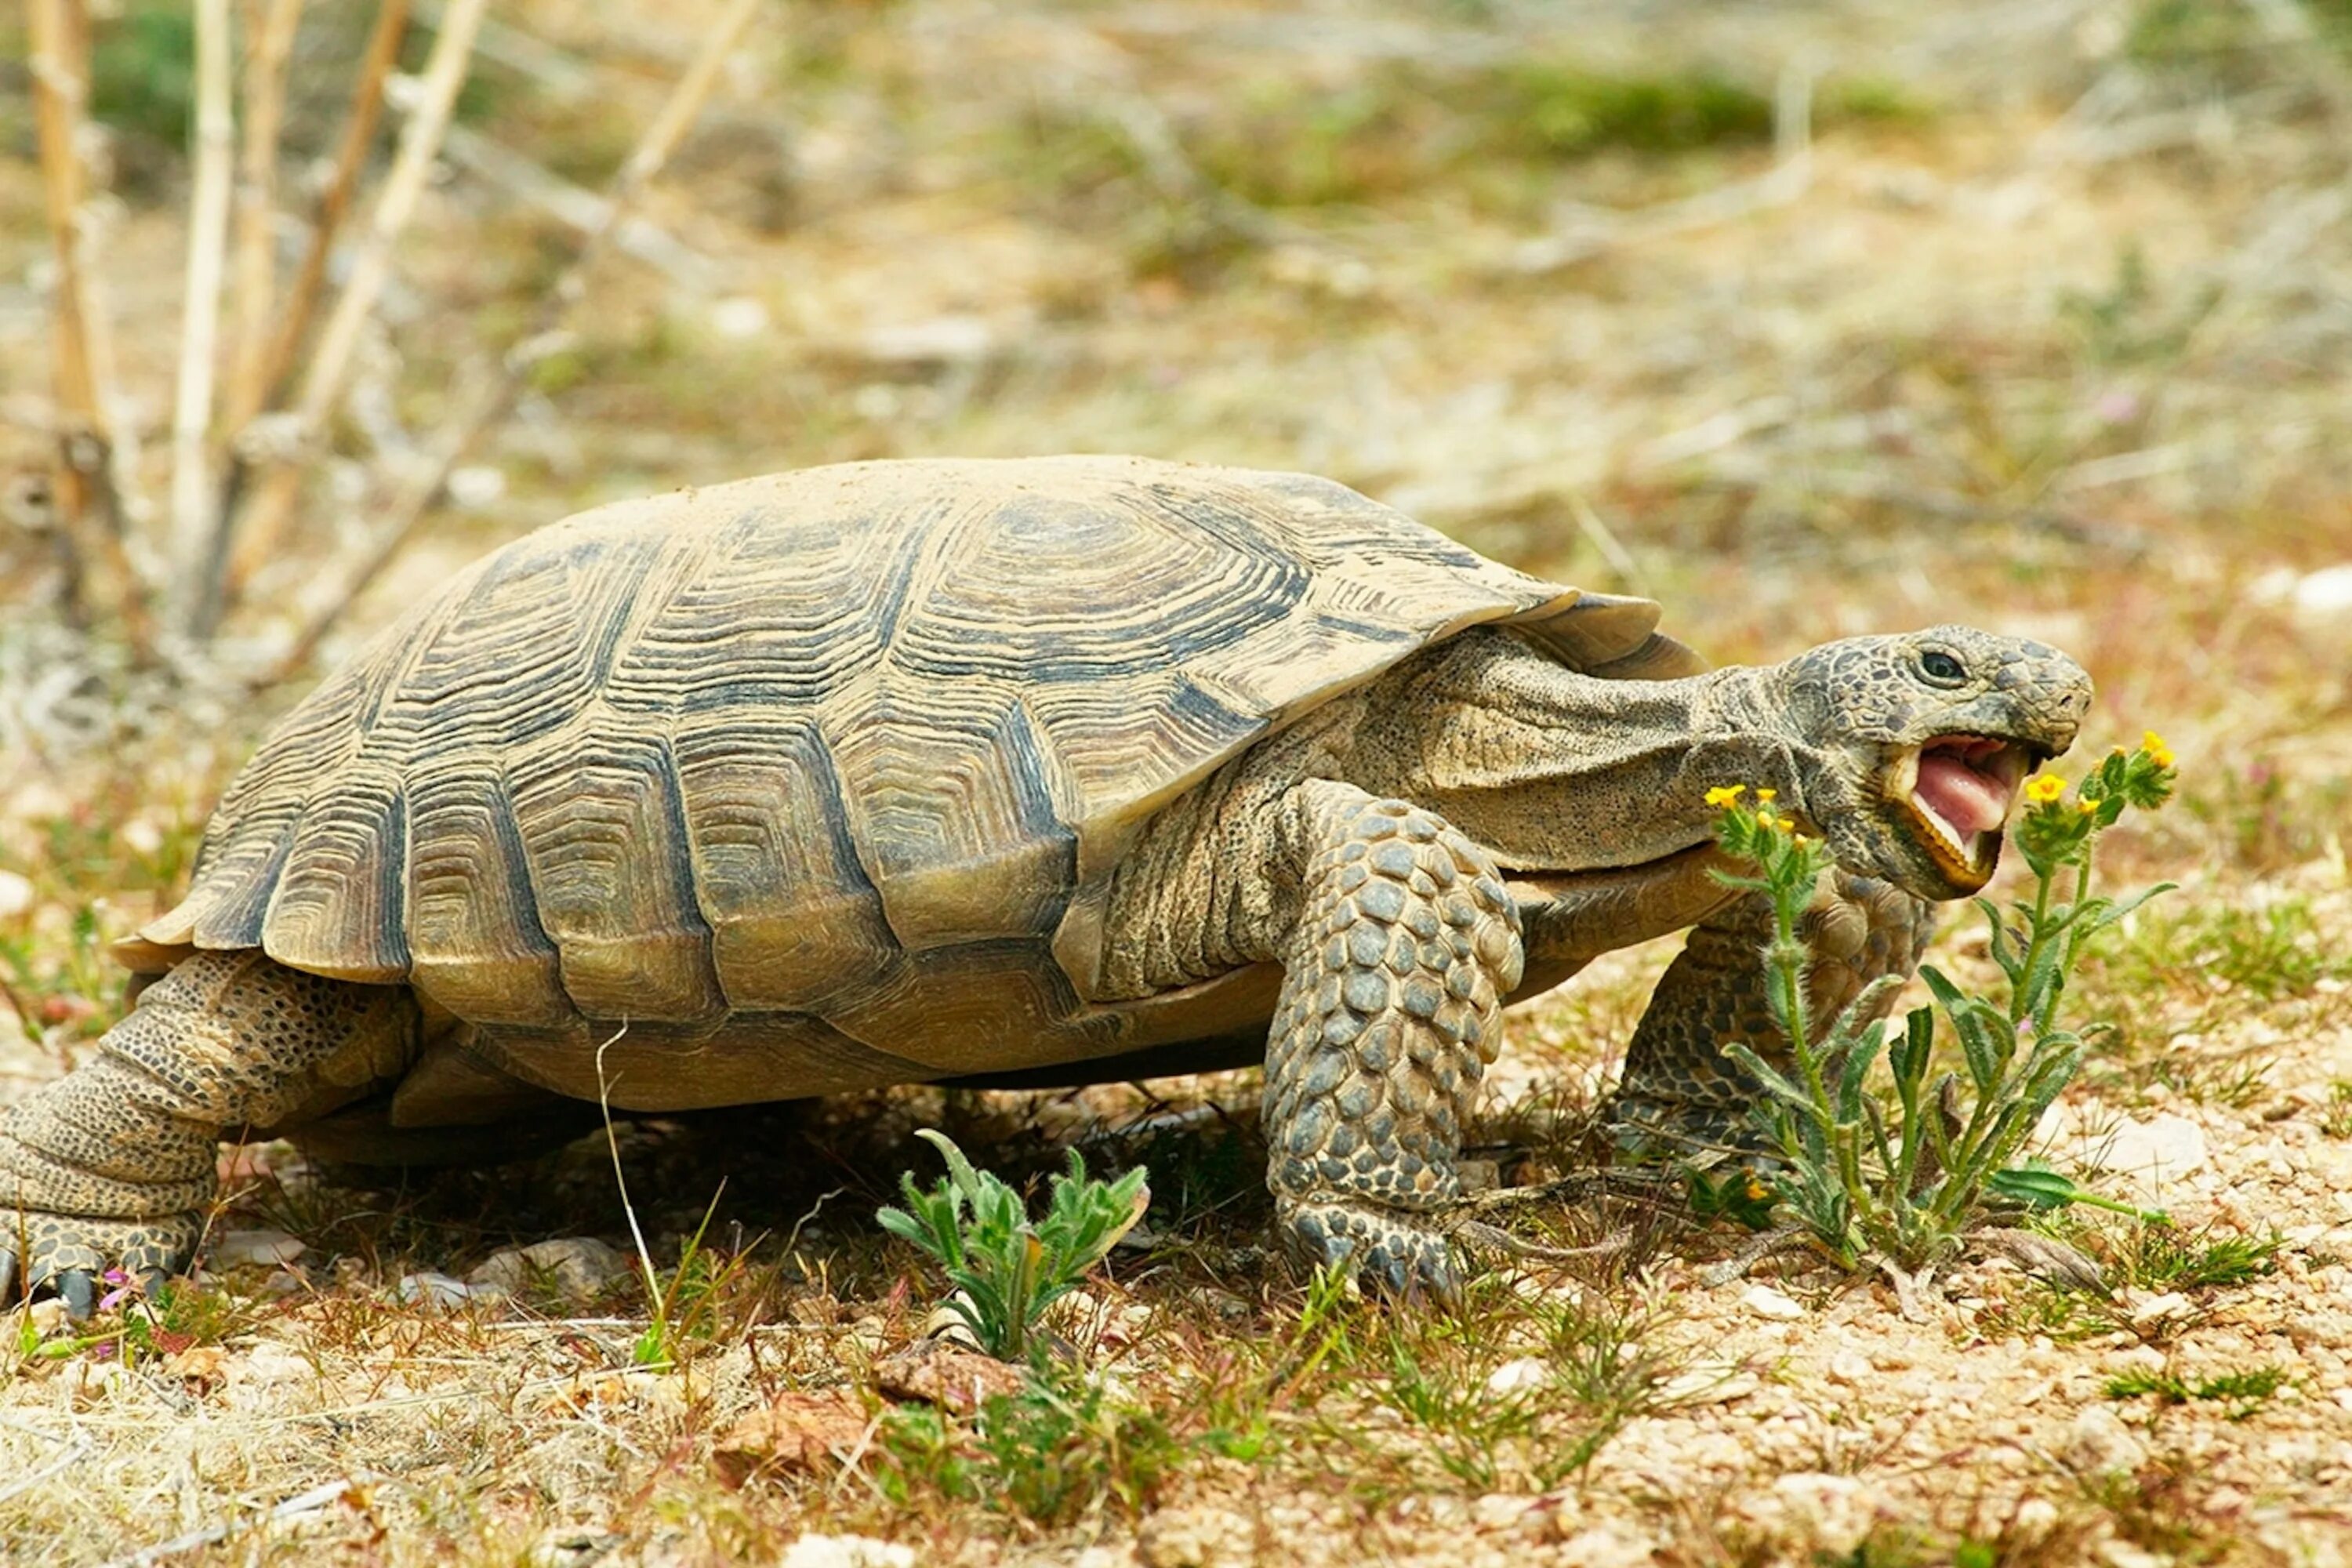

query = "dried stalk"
[200,0,481,634]
[223,0,308,433]
[27,0,150,652]
[199,0,410,633]
[261,0,763,687]
[169,0,238,621]
[250,0,412,423]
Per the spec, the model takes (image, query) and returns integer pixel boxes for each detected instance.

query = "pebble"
[779,1535,916,1568]
[1740,1284,1806,1321]
[1486,1356,1550,1396]
[209,1229,307,1270]
[468,1237,626,1301]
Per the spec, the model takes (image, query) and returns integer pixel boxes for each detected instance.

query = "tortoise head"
[1785,625,2092,898]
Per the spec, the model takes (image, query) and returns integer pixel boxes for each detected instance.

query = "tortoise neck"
[1341,630,1826,871]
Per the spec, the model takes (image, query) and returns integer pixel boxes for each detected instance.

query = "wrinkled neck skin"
[1342,630,1842,873]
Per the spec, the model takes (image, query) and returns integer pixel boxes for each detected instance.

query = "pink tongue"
[1915,753,2009,835]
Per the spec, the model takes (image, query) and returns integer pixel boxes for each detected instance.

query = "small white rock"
[2094,1113,2208,1201]
[210,1229,307,1270]
[779,1534,916,1568]
[0,870,34,920]
[445,465,506,510]
[1485,1356,1550,1396]
[394,1271,495,1310]
[708,296,771,339]
[1741,1283,1806,1321]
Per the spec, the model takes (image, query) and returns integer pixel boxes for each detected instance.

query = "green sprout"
[1703,733,2179,1271]
[877,1130,1150,1362]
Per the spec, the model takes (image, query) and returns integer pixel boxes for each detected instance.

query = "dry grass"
[5,0,2352,1563]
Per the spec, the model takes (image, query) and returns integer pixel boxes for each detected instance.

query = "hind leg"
[0,950,417,1313]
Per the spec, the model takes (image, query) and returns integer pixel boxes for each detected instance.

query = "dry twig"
[25,0,147,650]
[224,0,309,433]
[168,0,238,624]
[202,0,484,634]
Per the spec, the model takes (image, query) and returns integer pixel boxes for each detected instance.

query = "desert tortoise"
[0,456,2092,1308]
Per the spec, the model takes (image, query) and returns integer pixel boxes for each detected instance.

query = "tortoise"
[0,456,2092,1309]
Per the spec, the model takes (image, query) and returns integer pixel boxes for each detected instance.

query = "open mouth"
[1890,735,2035,884]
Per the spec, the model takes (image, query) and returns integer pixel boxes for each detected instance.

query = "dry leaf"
[713,1391,871,1485]
[872,1338,1025,1415]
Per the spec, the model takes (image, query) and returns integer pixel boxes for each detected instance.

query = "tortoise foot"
[1279,1198,1460,1302]
[0,1210,195,1319]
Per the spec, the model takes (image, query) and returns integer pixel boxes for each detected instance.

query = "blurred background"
[0,0,2347,964]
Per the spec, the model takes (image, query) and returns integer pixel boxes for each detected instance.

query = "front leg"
[1264,782,1523,1298]
[1610,873,1934,1156]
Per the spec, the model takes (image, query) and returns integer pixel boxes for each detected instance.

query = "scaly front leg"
[1263,782,1523,1299]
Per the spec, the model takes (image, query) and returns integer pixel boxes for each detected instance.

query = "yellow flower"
[1756,787,1779,804]
[2078,798,2098,815]
[2025,774,2067,804]
[1777,815,1799,833]
[1704,785,1746,808]
[2142,729,2176,769]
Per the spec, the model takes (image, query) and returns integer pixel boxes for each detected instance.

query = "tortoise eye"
[1918,649,1966,685]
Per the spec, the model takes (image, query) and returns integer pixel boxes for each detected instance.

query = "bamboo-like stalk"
[250,0,411,422]
[223,0,308,434]
[198,0,410,634]
[260,0,764,687]
[202,0,481,633]
[27,0,153,652]
[169,0,238,624]
[28,0,105,612]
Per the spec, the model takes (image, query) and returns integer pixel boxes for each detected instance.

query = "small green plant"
[2105,1363,2288,1421]
[2116,1223,2280,1292]
[2326,1082,2352,1139]
[1704,733,2178,1271]
[877,1129,1149,1362]
[877,1362,1182,1526]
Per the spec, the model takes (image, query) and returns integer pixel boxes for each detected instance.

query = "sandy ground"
[4,0,2352,1562]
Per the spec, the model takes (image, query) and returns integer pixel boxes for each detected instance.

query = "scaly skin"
[1262,783,1522,1298]
[0,951,416,1314]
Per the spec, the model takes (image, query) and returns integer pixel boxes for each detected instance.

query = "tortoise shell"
[122,457,1700,1110]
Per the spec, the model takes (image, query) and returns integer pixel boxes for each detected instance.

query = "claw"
[56,1270,95,1322]
[140,1269,172,1303]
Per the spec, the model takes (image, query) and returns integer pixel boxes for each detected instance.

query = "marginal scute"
[261,767,409,982]
[125,456,1684,1091]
